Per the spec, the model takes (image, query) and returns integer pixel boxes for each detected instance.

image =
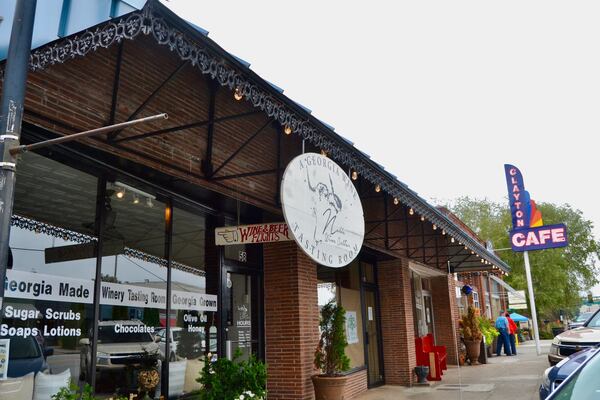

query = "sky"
[164,0,600,291]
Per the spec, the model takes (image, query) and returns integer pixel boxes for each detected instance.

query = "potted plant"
[478,317,499,358]
[313,301,351,400]
[460,306,483,365]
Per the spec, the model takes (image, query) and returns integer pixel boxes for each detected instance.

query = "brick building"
[0,1,511,399]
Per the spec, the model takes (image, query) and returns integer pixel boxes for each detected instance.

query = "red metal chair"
[415,333,448,381]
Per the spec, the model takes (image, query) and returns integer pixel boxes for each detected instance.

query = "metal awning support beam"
[365,201,404,236]
[107,41,124,126]
[210,168,281,182]
[10,113,168,155]
[202,81,218,176]
[113,110,261,144]
[210,118,272,178]
[108,60,187,140]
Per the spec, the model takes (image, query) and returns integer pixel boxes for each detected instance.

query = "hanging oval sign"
[280,153,365,268]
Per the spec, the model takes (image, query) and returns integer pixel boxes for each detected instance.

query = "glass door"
[363,288,384,386]
[423,292,434,337]
[222,266,261,361]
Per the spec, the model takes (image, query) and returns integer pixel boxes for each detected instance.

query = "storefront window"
[168,205,214,397]
[317,262,365,370]
[96,181,166,398]
[4,152,97,385]
[3,151,219,398]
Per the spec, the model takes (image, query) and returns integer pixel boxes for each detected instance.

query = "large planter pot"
[312,375,348,400]
[464,339,482,365]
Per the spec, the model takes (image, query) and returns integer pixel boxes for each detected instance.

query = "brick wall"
[431,275,460,365]
[378,258,416,385]
[343,369,368,399]
[263,242,319,400]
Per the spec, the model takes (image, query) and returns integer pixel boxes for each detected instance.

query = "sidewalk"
[355,340,551,400]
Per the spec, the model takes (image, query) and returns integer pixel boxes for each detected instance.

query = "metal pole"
[10,113,168,155]
[523,251,541,355]
[0,0,37,313]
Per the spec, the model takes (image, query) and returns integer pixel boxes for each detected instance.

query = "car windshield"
[576,313,592,322]
[552,350,600,399]
[1,336,41,359]
[584,312,600,328]
[97,326,153,344]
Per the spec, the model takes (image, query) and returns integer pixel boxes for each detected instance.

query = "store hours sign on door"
[280,153,365,268]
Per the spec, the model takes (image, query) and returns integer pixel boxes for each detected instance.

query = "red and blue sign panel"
[504,164,568,252]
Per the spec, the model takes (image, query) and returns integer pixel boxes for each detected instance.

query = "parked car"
[548,308,600,365]
[79,320,159,381]
[546,346,600,399]
[568,312,594,330]
[154,327,205,361]
[540,346,597,399]
[1,335,53,378]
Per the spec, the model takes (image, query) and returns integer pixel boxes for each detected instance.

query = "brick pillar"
[378,258,416,386]
[431,275,460,365]
[263,241,318,400]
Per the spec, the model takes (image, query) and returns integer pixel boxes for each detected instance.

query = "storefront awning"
[8,0,511,275]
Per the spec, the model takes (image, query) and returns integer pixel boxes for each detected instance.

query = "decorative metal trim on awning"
[25,0,510,273]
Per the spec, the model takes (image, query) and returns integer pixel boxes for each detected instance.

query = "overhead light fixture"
[393,197,399,205]
[442,229,446,235]
[420,215,425,221]
[451,237,455,243]
[375,184,381,193]
[432,224,437,230]
[464,245,468,250]
[284,125,292,135]
[351,170,358,181]
[114,181,156,208]
[234,87,243,101]
[409,208,414,215]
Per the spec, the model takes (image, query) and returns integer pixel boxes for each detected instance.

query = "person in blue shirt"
[495,310,513,356]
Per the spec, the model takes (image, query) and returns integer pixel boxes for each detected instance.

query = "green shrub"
[52,382,127,400]
[314,301,350,376]
[478,317,499,345]
[198,350,267,400]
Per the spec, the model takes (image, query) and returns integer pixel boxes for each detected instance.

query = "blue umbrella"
[510,312,529,322]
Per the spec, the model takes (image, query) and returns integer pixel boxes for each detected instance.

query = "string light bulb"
[115,187,125,199]
[409,208,414,215]
[351,170,358,181]
[442,229,446,235]
[234,87,243,101]
[420,215,425,222]
[375,184,381,193]
[451,237,455,243]
[393,197,399,205]
[432,224,437,230]
[284,125,292,135]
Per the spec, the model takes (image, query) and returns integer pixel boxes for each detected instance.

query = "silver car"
[79,320,159,381]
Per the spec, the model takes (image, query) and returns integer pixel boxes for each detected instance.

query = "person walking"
[495,310,512,356]
[506,312,518,356]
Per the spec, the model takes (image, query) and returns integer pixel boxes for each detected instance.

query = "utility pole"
[0,0,37,313]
